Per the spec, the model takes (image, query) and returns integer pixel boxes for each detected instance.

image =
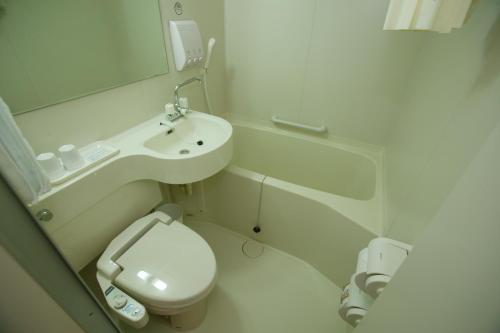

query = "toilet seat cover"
[114,221,217,309]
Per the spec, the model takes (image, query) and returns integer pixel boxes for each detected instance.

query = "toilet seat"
[96,211,217,328]
[115,221,217,310]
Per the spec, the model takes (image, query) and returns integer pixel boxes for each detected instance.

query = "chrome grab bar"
[271,116,327,133]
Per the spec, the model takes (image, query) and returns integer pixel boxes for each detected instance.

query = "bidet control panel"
[169,20,204,71]
[103,285,149,328]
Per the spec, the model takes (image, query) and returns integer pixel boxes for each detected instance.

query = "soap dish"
[50,141,120,185]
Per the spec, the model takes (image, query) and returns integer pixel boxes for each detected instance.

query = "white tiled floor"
[81,221,351,333]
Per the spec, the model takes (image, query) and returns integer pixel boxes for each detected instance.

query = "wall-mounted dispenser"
[169,20,204,71]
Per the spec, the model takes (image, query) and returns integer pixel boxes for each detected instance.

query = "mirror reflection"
[0,0,168,114]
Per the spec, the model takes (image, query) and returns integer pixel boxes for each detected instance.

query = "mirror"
[0,0,168,114]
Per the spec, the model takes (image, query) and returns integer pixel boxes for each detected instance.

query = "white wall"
[355,117,500,333]
[14,0,226,154]
[385,0,500,242]
[225,0,425,145]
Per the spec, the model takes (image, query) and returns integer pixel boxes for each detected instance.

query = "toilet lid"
[114,221,217,309]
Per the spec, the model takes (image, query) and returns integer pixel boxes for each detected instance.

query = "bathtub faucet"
[168,76,202,121]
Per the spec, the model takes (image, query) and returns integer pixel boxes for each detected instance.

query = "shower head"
[204,38,216,70]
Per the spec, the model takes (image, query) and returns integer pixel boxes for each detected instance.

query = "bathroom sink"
[144,112,231,157]
[142,111,233,183]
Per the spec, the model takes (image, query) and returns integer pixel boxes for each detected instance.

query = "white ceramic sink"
[134,111,233,184]
[144,112,231,158]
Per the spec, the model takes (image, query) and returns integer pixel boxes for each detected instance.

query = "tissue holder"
[364,238,412,297]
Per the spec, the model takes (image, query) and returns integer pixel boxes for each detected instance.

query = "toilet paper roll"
[346,274,373,310]
[346,308,368,327]
[58,144,85,171]
[338,284,350,322]
[340,283,350,304]
[365,274,392,298]
[354,248,368,292]
[37,152,65,180]
[339,275,374,327]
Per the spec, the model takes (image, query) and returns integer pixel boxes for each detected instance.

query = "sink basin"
[142,111,233,183]
[144,112,231,157]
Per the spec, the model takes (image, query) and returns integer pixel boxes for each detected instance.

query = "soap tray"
[51,141,120,185]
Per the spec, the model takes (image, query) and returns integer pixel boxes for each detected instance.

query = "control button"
[193,57,199,63]
[112,294,127,309]
[187,58,193,65]
[132,308,142,317]
[198,57,203,62]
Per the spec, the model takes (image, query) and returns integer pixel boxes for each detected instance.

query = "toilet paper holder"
[365,238,412,297]
[339,237,412,327]
[354,238,412,298]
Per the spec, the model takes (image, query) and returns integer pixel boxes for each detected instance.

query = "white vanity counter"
[30,111,233,234]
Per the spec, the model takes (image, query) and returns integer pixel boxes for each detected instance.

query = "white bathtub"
[233,125,376,200]
[201,120,385,286]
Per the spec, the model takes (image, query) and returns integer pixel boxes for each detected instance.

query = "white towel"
[0,98,51,203]
[384,0,474,33]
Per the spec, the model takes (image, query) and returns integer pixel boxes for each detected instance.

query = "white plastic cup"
[58,144,85,171]
[37,152,65,180]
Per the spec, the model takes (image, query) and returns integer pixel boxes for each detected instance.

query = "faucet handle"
[165,103,178,121]
[179,97,188,108]
[165,103,175,115]
[179,97,189,115]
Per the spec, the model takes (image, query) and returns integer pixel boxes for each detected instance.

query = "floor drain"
[179,149,190,155]
[242,240,264,258]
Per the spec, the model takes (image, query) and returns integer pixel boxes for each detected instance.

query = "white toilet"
[96,211,217,330]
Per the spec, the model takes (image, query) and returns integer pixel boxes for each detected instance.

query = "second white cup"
[58,144,85,171]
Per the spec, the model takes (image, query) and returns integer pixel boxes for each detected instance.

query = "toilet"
[96,211,217,330]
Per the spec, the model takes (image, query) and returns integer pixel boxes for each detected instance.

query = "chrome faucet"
[166,76,202,122]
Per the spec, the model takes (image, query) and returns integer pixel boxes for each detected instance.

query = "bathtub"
[200,120,385,286]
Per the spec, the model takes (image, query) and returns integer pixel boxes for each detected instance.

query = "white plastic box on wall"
[169,20,204,71]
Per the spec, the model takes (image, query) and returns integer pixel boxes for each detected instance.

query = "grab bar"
[271,116,327,133]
